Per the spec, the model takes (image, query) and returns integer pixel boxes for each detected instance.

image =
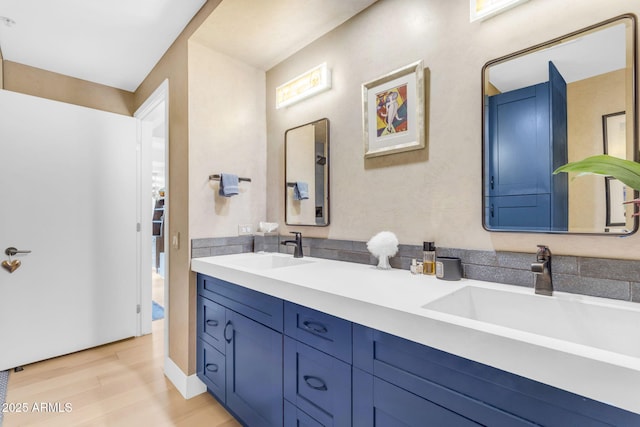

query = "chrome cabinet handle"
[302,320,328,334]
[303,375,327,391]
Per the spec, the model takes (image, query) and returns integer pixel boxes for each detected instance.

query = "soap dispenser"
[422,242,436,275]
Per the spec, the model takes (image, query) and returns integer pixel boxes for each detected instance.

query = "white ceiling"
[0,0,378,93]
[489,23,626,93]
[0,0,206,92]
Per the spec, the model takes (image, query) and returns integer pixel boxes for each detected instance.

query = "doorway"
[135,80,169,341]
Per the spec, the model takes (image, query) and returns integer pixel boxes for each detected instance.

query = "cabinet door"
[353,369,480,427]
[284,337,351,426]
[486,82,552,230]
[487,83,550,197]
[485,194,551,231]
[226,309,283,427]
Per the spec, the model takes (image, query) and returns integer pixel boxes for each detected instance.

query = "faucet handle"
[536,245,551,260]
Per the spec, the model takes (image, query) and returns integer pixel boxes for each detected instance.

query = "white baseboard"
[164,356,206,399]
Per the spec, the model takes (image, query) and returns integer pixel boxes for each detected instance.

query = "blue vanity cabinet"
[485,61,568,232]
[197,274,284,427]
[284,302,353,426]
[196,272,640,427]
[352,324,640,427]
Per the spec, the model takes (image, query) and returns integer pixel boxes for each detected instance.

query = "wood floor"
[3,318,241,427]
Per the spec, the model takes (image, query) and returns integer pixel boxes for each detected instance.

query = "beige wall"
[266,0,640,259]
[187,42,267,239]
[3,61,134,115]
[0,47,3,89]
[132,0,222,375]
[567,70,626,232]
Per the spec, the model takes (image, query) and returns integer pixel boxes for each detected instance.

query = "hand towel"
[219,173,239,197]
[293,181,309,200]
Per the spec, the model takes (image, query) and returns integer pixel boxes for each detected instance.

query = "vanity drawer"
[284,337,351,426]
[197,296,225,353]
[198,273,283,332]
[196,338,226,402]
[353,324,633,427]
[353,368,481,427]
[284,400,325,427]
[284,301,352,363]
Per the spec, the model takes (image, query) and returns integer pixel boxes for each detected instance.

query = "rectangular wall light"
[470,0,529,22]
[276,63,331,109]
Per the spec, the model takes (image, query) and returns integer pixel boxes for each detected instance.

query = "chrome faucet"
[531,245,553,296]
[281,232,303,258]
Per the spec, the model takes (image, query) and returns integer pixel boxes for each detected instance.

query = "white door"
[0,90,138,371]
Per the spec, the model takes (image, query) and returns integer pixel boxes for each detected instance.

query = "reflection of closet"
[152,198,164,271]
[485,61,568,231]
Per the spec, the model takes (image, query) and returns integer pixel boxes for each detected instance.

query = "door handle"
[205,363,219,373]
[206,319,219,327]
[5,247,32,256]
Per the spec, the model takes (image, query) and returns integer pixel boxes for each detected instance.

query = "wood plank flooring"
[3,319,241,427]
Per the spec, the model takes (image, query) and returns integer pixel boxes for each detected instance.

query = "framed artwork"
[603,111,626,157]
[470,0,530,22]
[362,60,425,158]
[603,112,628,227]
[605,176,626,227]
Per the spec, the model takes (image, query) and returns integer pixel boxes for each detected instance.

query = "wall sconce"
[470,0,529,22]
[276,63,331,109]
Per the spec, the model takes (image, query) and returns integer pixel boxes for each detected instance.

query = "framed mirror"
[285,118,329,226]
[482,14,638,234]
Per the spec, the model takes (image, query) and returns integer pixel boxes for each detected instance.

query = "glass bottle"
[423,242,436,275]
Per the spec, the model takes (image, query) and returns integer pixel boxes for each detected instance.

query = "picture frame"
[603,111,626,157]
[470,0,530,22]
[605,176,626,227]
[603,111,628,227]
[362,60,425,158]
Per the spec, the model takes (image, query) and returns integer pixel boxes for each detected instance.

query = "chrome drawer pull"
[205,363,219,373]
[302,320,328,334]
[303,375,327,391]
[206,319,219,327]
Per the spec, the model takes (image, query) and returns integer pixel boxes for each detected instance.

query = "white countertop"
[191,252,640,414]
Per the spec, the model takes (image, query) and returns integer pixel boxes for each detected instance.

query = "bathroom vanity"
[192,252,640,426]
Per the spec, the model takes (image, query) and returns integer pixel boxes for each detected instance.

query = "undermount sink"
[422,286,640,357]
[229,253,313,270]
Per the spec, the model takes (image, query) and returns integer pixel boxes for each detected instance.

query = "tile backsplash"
[191,236,640,303]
